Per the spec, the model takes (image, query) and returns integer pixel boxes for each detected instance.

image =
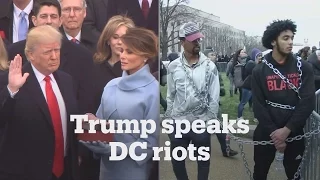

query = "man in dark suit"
[84,0,158,38]
[59,0,99,53]
[7,2,96,176]
[0,25,79,180]
[0,0,36,44]
[7,0,95,114]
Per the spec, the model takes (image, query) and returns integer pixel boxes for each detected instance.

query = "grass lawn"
[160,72,258,125]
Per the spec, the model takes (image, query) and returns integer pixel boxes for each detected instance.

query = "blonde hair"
[120,27,158,61]
[94,15,135,64]
[0,37,8,71]
[25,25,62,59]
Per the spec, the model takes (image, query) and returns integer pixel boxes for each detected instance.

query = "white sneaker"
[237,117,244,121]
[253,118,258,123]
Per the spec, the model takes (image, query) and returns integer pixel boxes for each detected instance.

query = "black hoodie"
[251,52,315,135]
[307,52,320,90]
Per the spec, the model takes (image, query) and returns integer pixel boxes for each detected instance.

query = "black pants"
[253,125,305,180]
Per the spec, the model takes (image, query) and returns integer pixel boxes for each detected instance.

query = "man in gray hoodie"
[165,22,220,180]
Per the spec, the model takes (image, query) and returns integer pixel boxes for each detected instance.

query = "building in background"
[161,5,245,57]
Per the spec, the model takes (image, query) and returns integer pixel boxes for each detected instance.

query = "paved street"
[159,132,287,180]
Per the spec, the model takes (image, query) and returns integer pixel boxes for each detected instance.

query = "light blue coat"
[96,64,160,180]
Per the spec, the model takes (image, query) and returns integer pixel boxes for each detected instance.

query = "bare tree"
[243,35,267,56]
[160,0,209,60]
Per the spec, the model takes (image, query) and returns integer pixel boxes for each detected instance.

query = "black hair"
[262,19,297,49]
[33,0,62,17]
[232,48,243,66]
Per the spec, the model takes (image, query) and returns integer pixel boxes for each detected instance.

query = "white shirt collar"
[65,30,81,42]
[31,64,56,84]
[138,0,152,8]
[13,0,34,17]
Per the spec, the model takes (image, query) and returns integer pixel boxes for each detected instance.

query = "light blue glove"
[79,140,111,155]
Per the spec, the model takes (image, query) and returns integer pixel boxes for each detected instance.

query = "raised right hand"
[8,54,29,92]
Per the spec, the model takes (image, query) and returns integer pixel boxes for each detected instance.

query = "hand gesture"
[8,54,29,92]
[275,142,287,153]
[86,113,98,120]
[270,127,291,146]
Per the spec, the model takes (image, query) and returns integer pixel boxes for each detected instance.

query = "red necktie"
[141,0,149,19]
[71,37,79,44]
[44,76,64,177]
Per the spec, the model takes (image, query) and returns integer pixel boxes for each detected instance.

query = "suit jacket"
[0,0,36,44]
[113,0,159,35]
[84,0,159,36]
[7,37,95,114]
[92,60,122,112]
[83,0,113,38]
[0,63,79,180]
[60,26,99,54]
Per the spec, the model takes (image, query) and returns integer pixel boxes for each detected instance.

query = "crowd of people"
[161,19,318,180]
[0,0,159,180]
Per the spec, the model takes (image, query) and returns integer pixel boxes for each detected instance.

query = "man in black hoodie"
[251,19,315,180]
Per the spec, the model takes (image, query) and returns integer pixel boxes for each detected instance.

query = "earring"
[144,59,147,63]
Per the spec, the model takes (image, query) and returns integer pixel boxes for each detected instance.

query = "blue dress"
[96,64,160,180]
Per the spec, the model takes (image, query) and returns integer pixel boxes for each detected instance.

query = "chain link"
[266,100,295,110]
[163,55,213,119]
[163,55,320,180]
[261,57,302,99]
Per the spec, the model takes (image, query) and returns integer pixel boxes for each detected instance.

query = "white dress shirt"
[31,65,67,156]
[12,0,33,43]
[138,0,152,8]
[65,30,81,42]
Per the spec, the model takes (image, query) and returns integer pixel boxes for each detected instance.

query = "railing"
[301,89,320,180]
[216,62,228,72]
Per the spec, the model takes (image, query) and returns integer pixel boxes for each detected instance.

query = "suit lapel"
[53,71,72,151]
[132,0,145,21]
[59,39,69,68]
[53,72,70,120]
[147,0,157,21]
[23,63,53,129]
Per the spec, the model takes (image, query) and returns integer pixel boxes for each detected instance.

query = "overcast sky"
[188,0,320,47]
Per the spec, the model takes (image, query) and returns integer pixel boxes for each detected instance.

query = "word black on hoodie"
[251,52,315,135]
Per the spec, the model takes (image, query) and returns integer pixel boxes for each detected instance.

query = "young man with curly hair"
[251,19,315,180]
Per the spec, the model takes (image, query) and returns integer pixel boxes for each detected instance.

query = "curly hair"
[262,19,297,49]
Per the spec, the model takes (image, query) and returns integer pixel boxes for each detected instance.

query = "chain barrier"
[163,57,320,180]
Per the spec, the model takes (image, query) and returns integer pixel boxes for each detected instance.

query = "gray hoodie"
[165,52,220,122]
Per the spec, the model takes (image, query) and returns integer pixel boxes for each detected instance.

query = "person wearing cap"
[165,22,220,180]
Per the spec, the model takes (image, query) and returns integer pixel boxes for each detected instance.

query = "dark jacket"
[214,62,225,96]
[60,26,99,54]
[307,52,320,91]
[7,37,95,113]
[242,60,256,90]
[251,52,315,135]
[84,0,159,36]
[0,0,36,44]
[92,60,122,113]
[0,63,80,180]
